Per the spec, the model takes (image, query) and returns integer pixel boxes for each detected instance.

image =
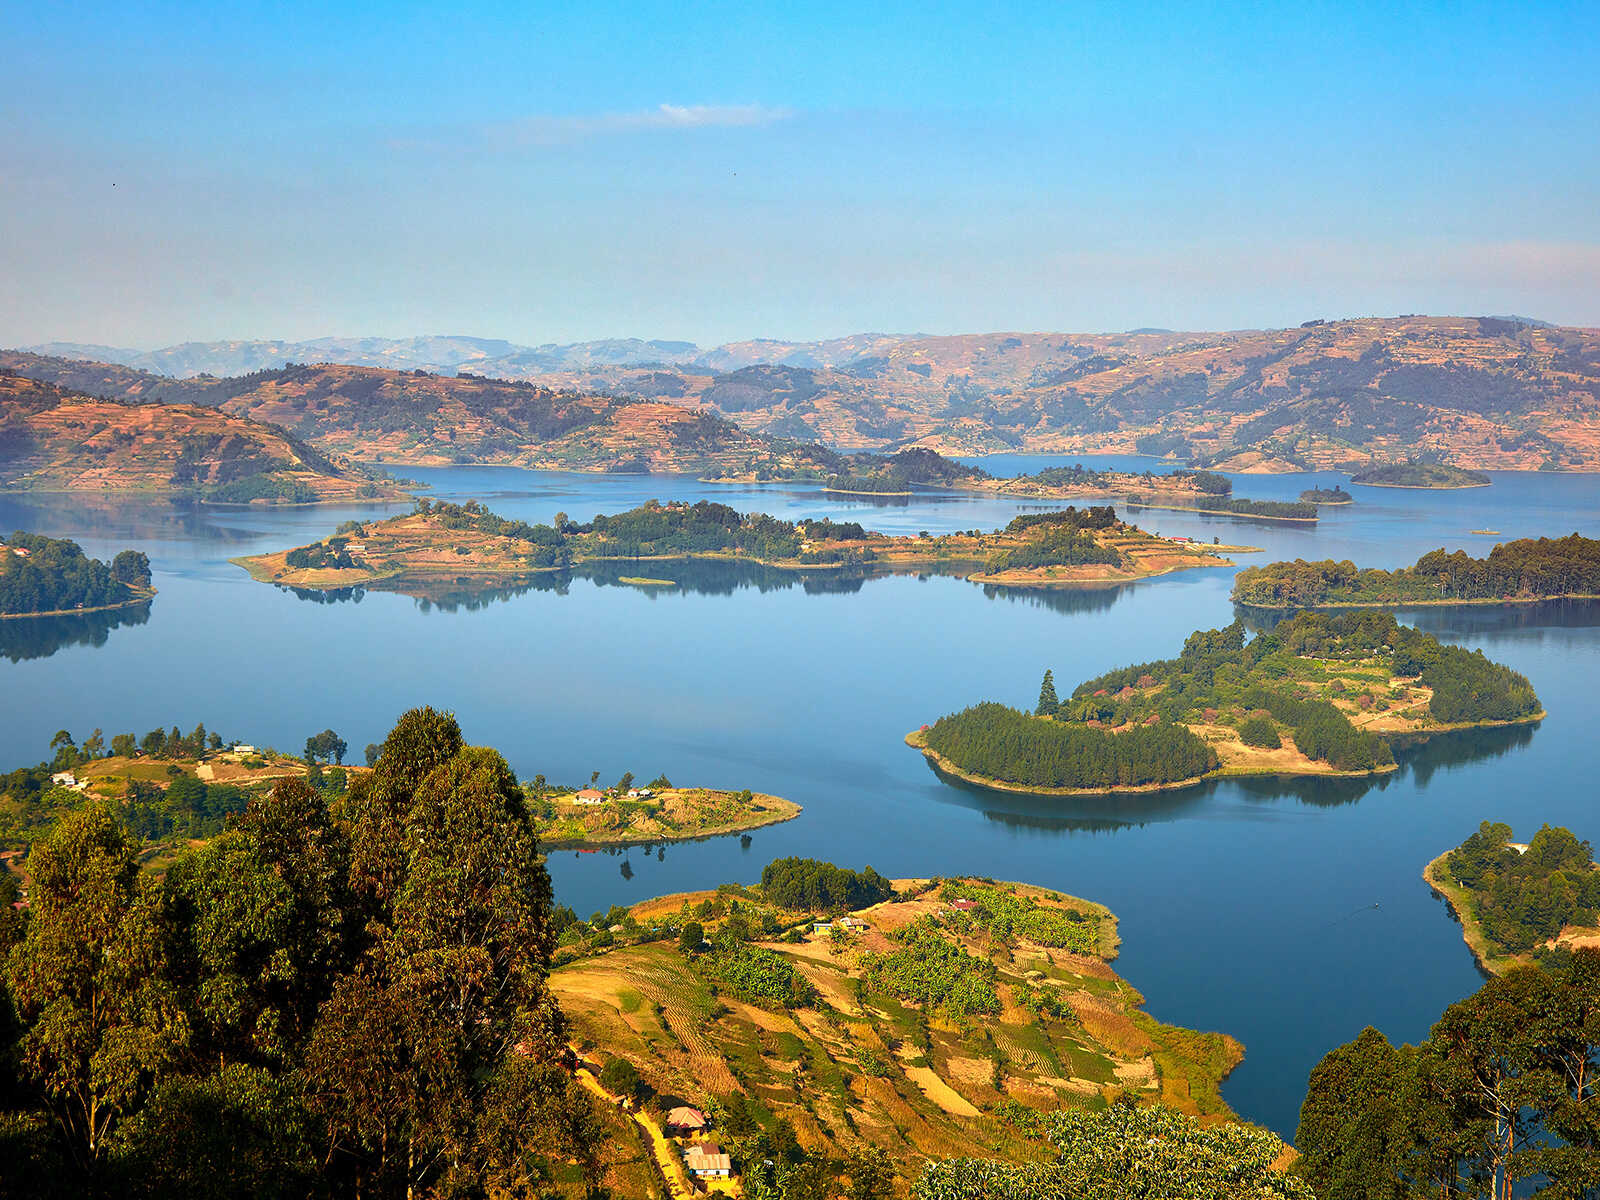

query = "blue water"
[2,464,1598,1137]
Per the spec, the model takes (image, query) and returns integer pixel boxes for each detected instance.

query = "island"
[233,498,1247,597]
[532,780,800,848]
[911,611,1543,795]
[550,859,1268,1195]
[1351,461,1491,489]
[0,533,155,618]
[1299,486,1354,504]
[1232,534,1600,609]
[1126,495,1319,522]
[1424,821,1600,975]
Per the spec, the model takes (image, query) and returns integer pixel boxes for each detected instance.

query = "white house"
[573,788,607,805]
[684,1143,732,1179]
[50,771,85,791]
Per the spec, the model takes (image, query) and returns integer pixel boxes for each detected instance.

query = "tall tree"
[1036,669,1059,716]
[3,804,188,1168]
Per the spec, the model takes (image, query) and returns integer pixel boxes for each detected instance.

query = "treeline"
[1234,534,1600,607]
[760,857,893,912]
[1443,820,1600,956]
[824,470,910,493]
[1351,461,1490,487]
[201,473,319,503]
[925,701,1219,790]
[1055,612,1538,768]
[0,533,151,615]
[1004,505,1119,534]
[1134,495,1318,519]
[1296,952,1600,1200]
[0,708,598,1199]
[1299,486,1353,503]
[984,524,1123,573]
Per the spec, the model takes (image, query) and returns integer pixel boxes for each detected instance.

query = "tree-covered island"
[1424,821,1600,975]
[1351,460,1492,488]
[1299,485,1353,504]
[1233,534,1600,609]
[234,498,1250,596]
[911,611,1542,794]
[0,533,154,618]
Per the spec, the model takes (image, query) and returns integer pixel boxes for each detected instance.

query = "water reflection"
[925,722,1539,831]
[0,602,152,663]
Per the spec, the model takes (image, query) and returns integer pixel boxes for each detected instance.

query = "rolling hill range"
[10,314,1600,470]
[0,373,404,501]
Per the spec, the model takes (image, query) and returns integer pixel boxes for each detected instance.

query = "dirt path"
[574,1066,695,1199]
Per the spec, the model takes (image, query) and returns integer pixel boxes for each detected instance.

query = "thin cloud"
[489,103,793,147]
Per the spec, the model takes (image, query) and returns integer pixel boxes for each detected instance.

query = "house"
[573,788,607,805]
[664,1106,707,1135]
[835,916,868,931]
[232,745,258,756]
[812,921,834,934]
[683,1142,733,1179]
[626,787,654,799]
[949,900,979,913]
[50,771,85,791]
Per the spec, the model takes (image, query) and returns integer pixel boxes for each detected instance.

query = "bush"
[1237,715,1281,749]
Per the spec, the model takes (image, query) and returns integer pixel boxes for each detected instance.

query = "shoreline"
[1236,590,1600,610]
[1422,852,1525,977]
[0,590,156,621]
[1125,501,1318,524]
[1350,480,1491,491]
[539,793,801,850]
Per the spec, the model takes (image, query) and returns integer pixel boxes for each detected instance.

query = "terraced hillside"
[552,876,1246,1195]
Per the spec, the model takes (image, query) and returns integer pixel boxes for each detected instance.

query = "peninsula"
[1232,534,1600,609]
[1351,462,1491,489]
[913,611,1543,795]
[233,499,1246,597]
[1424,821,1600,975]
[550,861,1263,1194]
[533,782,800,848]
[0,533,155,618]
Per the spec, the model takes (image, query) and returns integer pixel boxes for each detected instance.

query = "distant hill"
[0,373,401,502]
[12,314,1600,470]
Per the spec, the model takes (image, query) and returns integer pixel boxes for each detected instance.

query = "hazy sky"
[4,1,1597,348]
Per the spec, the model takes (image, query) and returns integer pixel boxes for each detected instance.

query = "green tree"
[679,920,705,953]
[599,1056,646,1105]
[1036,669,1059,716]
[301,707,565,1199]
[3,803,188,1168]
[110,733,136,758]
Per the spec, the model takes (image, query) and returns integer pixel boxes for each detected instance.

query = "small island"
[549,859,1260,1194]
[532,779,799,848]
[1351,461,1491,489]
[1425,821,1600,975]
[912,611,1543,795]
[1233,534,1600,609]
[1299,486,1354,505]
[0,533,155,618]
[235,498,1245,597]
[1126,495,1320,522]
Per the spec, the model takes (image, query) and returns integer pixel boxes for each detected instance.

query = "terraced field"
[550,878,1245,1193]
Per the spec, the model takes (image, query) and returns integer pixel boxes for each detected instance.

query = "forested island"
[1351,461,1491,488]
[0,533,153,617]
[552,862,1281,1197]
[1233,534,1600,609]
[912,611,1542,794]
[531,778,799,847]
[1299,486,1353,504]
[1424,821,1600,974]
[235,498,1244,596]
[1127,495,1320,521]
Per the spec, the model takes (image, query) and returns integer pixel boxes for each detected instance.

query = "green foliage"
[926,702,1218,790]
[914,1098,1309,1199]
[1299,486,1353,504]
[202,473,317,504]
[1234,534,1600,608]
[1297,952,1600,1199]
[760,857,893,913]
[705,943,817,1008]
[1237,714,1281,748]
[862,916,1000,1017]
[1036,669,1059,716]
[1350,461,1490,487]
[985,524,1123,573]
[937,882,1098,954]
[0,532,145,615]
[1444,820,1600,954]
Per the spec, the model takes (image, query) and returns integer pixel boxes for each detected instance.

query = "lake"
[3,460,1598,1137]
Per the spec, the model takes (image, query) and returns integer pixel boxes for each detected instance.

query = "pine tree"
[1036,669,1059,716]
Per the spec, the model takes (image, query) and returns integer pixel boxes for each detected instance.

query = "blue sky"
[4,1,1597,347]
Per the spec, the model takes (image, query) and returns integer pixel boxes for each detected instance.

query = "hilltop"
[0,374,404,502]
[16,315,1600,471]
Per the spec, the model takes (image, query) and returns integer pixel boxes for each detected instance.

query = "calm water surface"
[2,460,1598,1137]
